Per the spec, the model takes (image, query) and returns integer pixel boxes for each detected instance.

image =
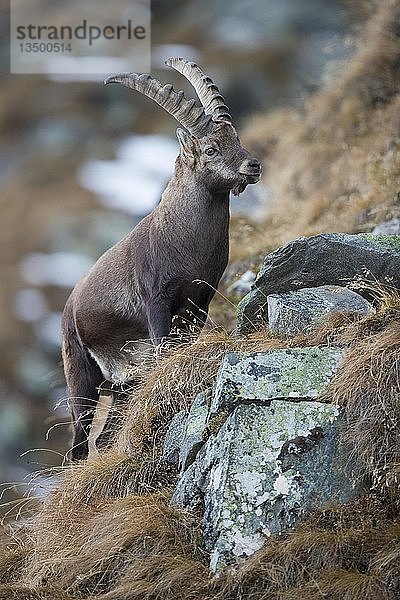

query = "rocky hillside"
[0,2,399,599]
[0,232,399,599]
[227,1,400,262]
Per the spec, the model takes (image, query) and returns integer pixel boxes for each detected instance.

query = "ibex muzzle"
[62,58,261,460]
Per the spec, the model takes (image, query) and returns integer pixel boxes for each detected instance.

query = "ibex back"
[62,58,262,460]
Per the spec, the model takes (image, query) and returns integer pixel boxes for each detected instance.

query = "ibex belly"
[87,332,152,383]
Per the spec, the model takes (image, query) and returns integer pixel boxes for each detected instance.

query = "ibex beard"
[61,58,262,460]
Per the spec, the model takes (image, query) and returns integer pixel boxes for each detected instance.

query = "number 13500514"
[19,42,72,53]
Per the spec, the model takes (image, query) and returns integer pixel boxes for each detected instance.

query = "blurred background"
[1,0,398,516]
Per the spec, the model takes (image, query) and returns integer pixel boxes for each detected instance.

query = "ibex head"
[105,58,262,196]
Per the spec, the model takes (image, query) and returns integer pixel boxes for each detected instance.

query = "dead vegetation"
[0,293,398,599]
[1,1,400,597]
[229,0,400,264]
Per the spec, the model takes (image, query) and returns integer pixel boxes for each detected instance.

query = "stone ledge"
[237,233,400,333]
[211,347,344,414]
[267,285,373,337]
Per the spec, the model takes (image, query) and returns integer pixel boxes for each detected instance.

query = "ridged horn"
[165,57,232,125]
[104,72,213,137]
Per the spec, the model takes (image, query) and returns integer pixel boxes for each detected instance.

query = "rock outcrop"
[211,347,344,413]
[164,233,400,572]
[267,285,373,337]
[237,233,400,333]
[168,348,361,572]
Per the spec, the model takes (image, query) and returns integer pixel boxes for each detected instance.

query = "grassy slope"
[0,305,399,599]
[0,2,400,598]
[230,1,400,262]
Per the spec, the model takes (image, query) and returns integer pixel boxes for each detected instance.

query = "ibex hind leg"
[67,353,105,461]
[62,327,105,460]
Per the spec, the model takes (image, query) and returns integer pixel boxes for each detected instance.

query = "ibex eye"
[205,147,217,156]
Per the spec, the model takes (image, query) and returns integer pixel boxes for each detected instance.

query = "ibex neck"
[153,172,230,249]
[159,172,230,212]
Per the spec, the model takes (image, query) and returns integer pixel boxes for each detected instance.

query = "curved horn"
[105,72,213,137]
[165,58,232,125]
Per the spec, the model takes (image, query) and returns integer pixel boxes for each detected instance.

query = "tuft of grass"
[325,317,400,498]
[371,522,400,590]
[23,493,207,598]
[0,584,70,599]
[279,569,391,600]
[0,526,30,585]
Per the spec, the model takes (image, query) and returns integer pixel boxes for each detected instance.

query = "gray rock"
[268,285,374,337]
[372,218,400,235]
[172,400,358,572]
[171,436,214,510]
[211,347,344,414]
[162,410,187,466]
[179,391,210,471]
[237,233,400,333]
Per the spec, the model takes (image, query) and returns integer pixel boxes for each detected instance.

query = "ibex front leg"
[146,300,173,346]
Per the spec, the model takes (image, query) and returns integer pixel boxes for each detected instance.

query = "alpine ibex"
[62,58,262,460]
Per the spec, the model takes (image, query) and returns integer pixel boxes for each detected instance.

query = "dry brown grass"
[0,296,397,598]
[230,0,400,263]
[2,496,398,599]
[309,284,400,500]
[0,526,29,585]
[328,319,400,498]
[1,4,400,596]
[23,494,207,597]
[278,570,390,600]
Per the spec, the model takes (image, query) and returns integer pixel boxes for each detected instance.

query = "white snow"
[78,134,178,215]
[20,252,93,287]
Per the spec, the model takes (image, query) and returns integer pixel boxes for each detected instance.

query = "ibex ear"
[176,128,195,164]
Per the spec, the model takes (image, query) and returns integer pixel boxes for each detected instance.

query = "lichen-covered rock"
[171,436,214,510]
[179,390,210,471]
[237,233,400,333]
[211,347,344,414]
[268,285,374,337]
[172,400,357,572]
[162,410,187,466]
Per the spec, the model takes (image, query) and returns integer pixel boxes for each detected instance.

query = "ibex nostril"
[240,158,262,177]
[248,159,261,169]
